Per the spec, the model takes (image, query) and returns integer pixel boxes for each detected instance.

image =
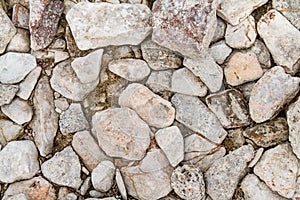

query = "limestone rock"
[272,0,300,29]
[6,28,30,53]
[0,84,19,106]
[209,40,232,64]
[250,40,271,68]
[17,67,42,100]
[91,161,116,192]
[287,97,300,159]
[211,18,226,43]
[248,148,264,168]
[0,119,22,146]
[116,169,127,200]
[146,70,172,93]
[0,6,16,54]
[12,4,29,29]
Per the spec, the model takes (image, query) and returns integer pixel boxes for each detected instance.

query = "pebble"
[119,83,175,128]
[66,2,152,50]
[108,58,150,82]
[6,28,30,53]
[248,148,264,168]
[254,144,298,198]
[116,169,127,200]
[0,140,39,183]
[287,97,300,159]
[205,145,254,200]
[53,50,69,64]
[195,147,226,172]
[211,18,226,43]
[171,93,227,144]
[209,40,232,64]
[54,97,69,112]
[272,0,300,29]
[223,128,246,151]
[146,70,172,93]
[0,6,16,54]
[5,193,29,200]
[12,4,29,29]
[249,66,300,123]
[92,107,150,160]
[236,81,256,101]
[0,84,19,106]
[91,160,116,192]
[250,40,271,68]
[41,146,83,189]
[0,119,22,146]
[17,66,41,100]
[80,177,91,196]
[257,9,300,74]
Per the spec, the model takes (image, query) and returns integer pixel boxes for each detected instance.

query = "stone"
[211,18,226,43]
[32,76,58,157]
[0,6,16,54]
[217,0,268,25]
[171,165,205,200]
[236,81,256,101]
[155,126,184,167]
[29,0,64,50]
[287,97,300,159]
[80,177,91,196]
[0,84,19,106]
[59,103,89,134]
[171,93,227,144]
[249,66,299,123]
[171,68,207,97]
[1,98,33,125]
[53,50,69,64]
[0,119,22,146]
[6,28,30,53]
[272,0,300,29]
[152,0,217,58]
[248,148,264,168]
[17,67,41,100]
[66,2,152,50]
[141,40,182,70]
[54,97,69,112]
[41,146,83,189]
[205,145,254,200]
[257,9,300,74]
[108,58,150,82]
[250,40,271,68]
[91,161,116,192]
[206,89,251,128]
[71,49,104,84]
[12,4,29,29]
[49,38,66,50]
[243,117,289,148]
[223,128,245,151]
[209,40,232,64]
[0,140,39,183]
[0,52,37,84]
[92,107,150,160]
[119,83,175,128]
[116,169,127,200]
[195,147,226,172]
[146,70,172,93]
[6,194,29,200]
[254,144,298,198]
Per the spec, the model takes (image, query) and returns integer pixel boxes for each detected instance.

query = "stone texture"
[17,67,41,100]
[91,161,116,192]
[116,169,127,200]
[119,83,175,128]
[248,148,264,168]
[171,93,227,144]
[0,6,16,54]
[12,4,29,29]
[254,144,298,198]
[250,40,271,68]
[146,70,172,93]
[257,9,300,74]
[0,140,39,183]
[272,0,300,29]
[5,193,29,200]
[209,40,232,64]
[223,128,246,151]
[0,119,22,146]
[6,28,30,53]
[211,18,226,43]
[249,66,300,123]
[92,107,150,160]
[0,84,19,106]
[66,2,152,50]
[287,97,300,159]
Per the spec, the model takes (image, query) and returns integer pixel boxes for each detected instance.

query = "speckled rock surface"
[287,97,300,159]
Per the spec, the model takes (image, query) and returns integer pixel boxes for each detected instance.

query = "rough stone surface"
[211,18,226,43]
[223,128,245,151]
[146,70,172,93]
[195,147,226,172]
[116,169,127,200]
[0,84,19,106]
[249,66,300,123]
[91,161,116,192]
[209,40,232,64]
[66,2,152,50]
[248,148,264,168]
[6,28,30,53]
[12,4,29,29]
[250,40,271,68]
[272,0,300,29]
[17,67,41,100]
[0,119,22,146]
[287,97,300,159]
[0,6,16,54]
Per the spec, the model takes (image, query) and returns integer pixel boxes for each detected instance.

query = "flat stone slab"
[0,6,16,54]
[287,97,300,159]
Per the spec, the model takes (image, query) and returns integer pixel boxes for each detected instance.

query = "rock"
[141,40,182,70]
[0,84,19,106]
[121,149,173,200]
[119,83,175,128]
[171,68,207,97]
[195,147,226,172]
[0,52,37,84]
[250,40,271,68]
[1,98,33,125]
[209,40,232,64]
[53,50,69,64]
[243,117,288,148]
[257,9,300,74]
[66,2,152,50]
[12,4,29,29]
[146,70,172,93]
[41,146,83,189]
[6,28,30,52]
[155,126,184,167]
[108,58,150,82]
[54,97,69,112]
[80,177,91,196]
[171,93,227,144]
[91,161,116,192]
[0,140,39,183]
[287,97,300,159]
[248,148,264,168]
[249,66,299,123]
[223,128,245,151]
[59,103,89,134]
[92,107,150,160]
[205,145,254,200]
[17,67,41,100]
[57,187,77,200]
[49,38,66,50]
[5,193,29,200]
[152,0,217,58]
[29,0,64,50]
[272,0,300,29]
[171,165,205,200]
[206,89,251,128]
[254,144,298,198]
[0,119,22,146]
[236,81,256,101]
[32,76,58,157]
[211,18,226,43]
[71,49,104,84]
[0,6,16,54]
[116,169,127,200]
[217,0,268,25]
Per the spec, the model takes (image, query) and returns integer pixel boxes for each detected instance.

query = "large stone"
[91,161,116,192]
[12,4,29,29]
[257,9,300,74]
[66,2,152,50]
[0,6,16,54]
[0,119,22,146]
[17,67,41,100]
[287,97,300,159]
[0,84,19,106]
[249,66,299,123]
[272,0,300,29]
[146,70,172,93]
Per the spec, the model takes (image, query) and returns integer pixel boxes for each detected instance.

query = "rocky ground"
[0,0,299,199]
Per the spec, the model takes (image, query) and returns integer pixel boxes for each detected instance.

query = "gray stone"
[116,169,127,200]
[195,147,226,172]
[209,40,232,64]
[54,97,69,113]
[272,0,300,29]
[0,6,16,54]
[287,97,300,159]
[146,70,172,93]
[211,18,226,43]
[80,177,91,196]
[6,28,30,53]
[236,81,256,101]
[12,4,29,29]
[6,193,29,200]
[250,40,271,68]
[0,119,22,146]
[91,161,115,192]
[17,67,41,100]
[248,148,264,168]
[0,84,19,106]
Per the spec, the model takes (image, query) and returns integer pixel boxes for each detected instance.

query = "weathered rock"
[41,146,83,189]
[250,40,271,68]
[152,0,217,58]
[6,28,30,53]
[209,40,232,64]
[0,119,22,146]
[287,97,300,159]
[236,81,256,101]
[249,66,299,123]
[53,50,69,64]
[66,2,152,50]
[195,147,226,172]
[257,9,300,74]
[5,193,29,200]
[146,70,172,93]
[205,145,254,200]
[91,161,116,192]
[80,177,91,196]
[211,18,226,43]
[92,107,150,160]
[272,0,300,29]
[17,67,41,100]
[223,128,245,151]
[54,97,69,113]
[12,4,29,29]
[0,6,16,54]
[0,84,19,106]
[254,144,298,198]
[248,148,264,168]
[0,140,39,183]
[116,169,127,200]
[171,93,227,144]
[119,83,175,128]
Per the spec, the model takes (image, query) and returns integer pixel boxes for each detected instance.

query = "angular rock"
[54,97,69,112]
[66,2,152,50]
[92,107,150,160]
[146,70,172,93]
[209,40,232,64]
[211,18,226,43]
[287,97,300,159]
[91,161,116,192]
[205,145,254,200]
[119,83,175,128]
[236,81,256,101]
[12,4,29,29]
[250,40,271,68]
[254,144,298,198]
[17,67,41,100]
[0,140,39,183]
[80,177,91,196]
[116,169,127,200]
[5,193,29,200]
[223,128,245,151]
[272,0,300,29]
[195,147,226,172]
[249,66,299,123]
[53,50,69,64]
[171,93,227,144]
[6,28,30,53]
[0,84,19,106]
[0,119,22,146]
[248,148,264,168]
[257,9,300,74]
[0,6,16,54]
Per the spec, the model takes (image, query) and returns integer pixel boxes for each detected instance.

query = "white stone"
[54,97,69,112]
[250,40,271,68]
[146,70,172,93]
[287,97,300,159]
[209,40,232,64]
[6,28,30,53]
[248,148,264,168]
[54,50,69,64]
[0,6,16,54]
[12,4,29,29]
[80,177,91,196]
[0,119,22,146]
[17,67,41,100]
[211,18,226,43]
[6,193,29,200]
[195,147,226,172]
[116,169,127,200]
[92,161,116,192]
[272,0,300,29]
[0,84,19,106]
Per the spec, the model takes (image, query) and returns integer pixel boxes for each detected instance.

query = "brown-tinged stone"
[12,4,29,29]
